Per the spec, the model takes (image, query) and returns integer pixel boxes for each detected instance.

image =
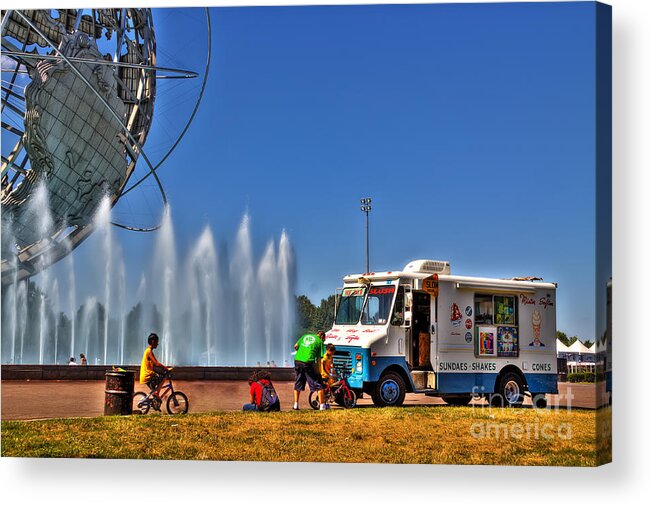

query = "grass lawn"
[1,406,608,466]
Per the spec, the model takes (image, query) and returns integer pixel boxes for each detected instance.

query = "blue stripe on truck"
[437,372,558,395]
[437,372,499,394]
[348,350,559,396]
[524,373,558,394]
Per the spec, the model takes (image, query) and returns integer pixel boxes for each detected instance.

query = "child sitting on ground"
[243,369,280,412]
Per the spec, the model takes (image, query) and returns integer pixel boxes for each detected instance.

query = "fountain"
[186,226,218,365]
[117,259,126,365]
[51,279,60,364]
[65,236,77,362]
[93,197,114,366]
[1,197,297,366]
[16,280,27,364]
[33,183,54,365]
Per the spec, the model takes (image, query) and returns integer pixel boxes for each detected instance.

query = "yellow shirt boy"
[321,348,335,385]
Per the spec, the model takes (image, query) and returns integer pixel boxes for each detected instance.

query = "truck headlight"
[355,354,363,373]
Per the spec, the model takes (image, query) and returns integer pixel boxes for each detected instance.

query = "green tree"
[315,295,336,330]
[295,294,338,335]
[295,295,317,335]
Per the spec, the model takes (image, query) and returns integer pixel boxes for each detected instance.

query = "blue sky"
[86,2,604,341]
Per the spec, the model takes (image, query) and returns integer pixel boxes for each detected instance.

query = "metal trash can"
[104,370,135,415]
[557,357,568,383]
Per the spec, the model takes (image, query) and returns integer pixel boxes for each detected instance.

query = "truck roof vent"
[403,259,451,275]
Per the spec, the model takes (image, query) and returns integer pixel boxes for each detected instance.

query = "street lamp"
[360,197,372,274]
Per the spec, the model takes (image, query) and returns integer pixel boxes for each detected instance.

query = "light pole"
[360,197,372,274]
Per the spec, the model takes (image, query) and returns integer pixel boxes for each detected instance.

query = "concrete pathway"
[1,381,599,421]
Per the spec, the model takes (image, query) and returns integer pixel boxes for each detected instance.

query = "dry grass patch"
[2,406,600,466]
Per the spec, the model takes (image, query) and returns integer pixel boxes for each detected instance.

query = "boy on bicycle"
[139,333,169,403]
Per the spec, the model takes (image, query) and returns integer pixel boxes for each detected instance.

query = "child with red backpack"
[243,369,280,412]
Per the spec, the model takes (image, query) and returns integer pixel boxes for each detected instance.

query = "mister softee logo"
[302,335,316,345]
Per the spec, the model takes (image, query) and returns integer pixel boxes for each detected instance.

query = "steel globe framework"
[1,8,210,284]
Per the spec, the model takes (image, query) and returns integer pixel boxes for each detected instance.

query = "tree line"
[295,294,336,336]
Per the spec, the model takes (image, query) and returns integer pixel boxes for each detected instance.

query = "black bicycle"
[133,370,189,415]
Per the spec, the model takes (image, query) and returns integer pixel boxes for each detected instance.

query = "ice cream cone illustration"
[530,309,544,346]
[450,303,462,326]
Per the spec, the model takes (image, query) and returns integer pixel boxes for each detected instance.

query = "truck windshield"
[335,286,367,325]
[361,285,396,325]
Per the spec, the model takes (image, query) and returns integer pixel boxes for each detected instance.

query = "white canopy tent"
[567,339,592,354]
[558,339,596,373]
[556,339,571,353]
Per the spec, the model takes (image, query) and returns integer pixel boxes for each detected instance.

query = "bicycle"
[309,374,357,409]
[133,370,189,415]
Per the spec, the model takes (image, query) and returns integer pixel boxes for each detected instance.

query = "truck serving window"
[475,295,494,325]
[474,294,519,358]
[361,285,396,325]
[494,295,516,325]
[335,287,367,325]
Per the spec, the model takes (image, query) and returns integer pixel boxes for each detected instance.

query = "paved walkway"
[0,381,598,421]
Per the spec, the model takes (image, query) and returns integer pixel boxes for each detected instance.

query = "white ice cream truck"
[326,259,558,408]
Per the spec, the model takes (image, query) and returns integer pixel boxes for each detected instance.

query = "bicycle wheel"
[166,391,189,414]
[342,388,357,409]
[133,391,150,414]
[308,391,320,410]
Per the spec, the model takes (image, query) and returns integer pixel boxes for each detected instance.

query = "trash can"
[104,370,135,415]
[557,357,568,383]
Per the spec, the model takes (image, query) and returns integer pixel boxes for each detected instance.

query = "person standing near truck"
[293,331,327,410]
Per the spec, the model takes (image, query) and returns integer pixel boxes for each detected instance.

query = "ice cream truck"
[325,259,558,408]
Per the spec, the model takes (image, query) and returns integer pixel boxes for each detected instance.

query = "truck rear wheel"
[492,372,525,408]
[371,372,406,407]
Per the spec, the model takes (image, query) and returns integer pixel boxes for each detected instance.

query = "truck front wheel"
[371,372,406,407]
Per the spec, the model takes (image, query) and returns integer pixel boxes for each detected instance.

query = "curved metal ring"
[11,9,168,235]
[13,9,168,210]
[8,8,211,235]
[118,7,212,199]
[3,50,199,78]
